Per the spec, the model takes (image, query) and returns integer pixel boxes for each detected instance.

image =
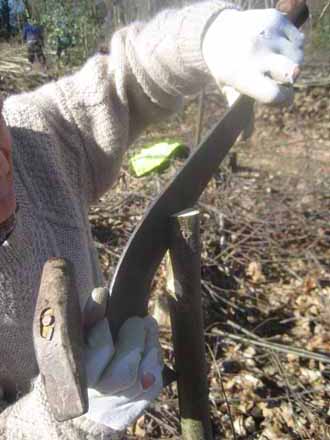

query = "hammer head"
[33,258,88,421]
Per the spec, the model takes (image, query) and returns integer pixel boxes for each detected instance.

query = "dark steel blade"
[107,1,309,340]
[107,95,254,338]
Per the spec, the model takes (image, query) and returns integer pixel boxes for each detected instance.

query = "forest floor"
[1,41,330,439]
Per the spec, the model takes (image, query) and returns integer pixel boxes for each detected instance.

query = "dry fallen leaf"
[246,261,266,284]
[134,415,146,438]
[303,274,318,294]
[234,416,246,438]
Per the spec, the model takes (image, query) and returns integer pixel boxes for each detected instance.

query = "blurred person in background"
[22,20,46,68]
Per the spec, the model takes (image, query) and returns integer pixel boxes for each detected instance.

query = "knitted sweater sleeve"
[0,377,122,439]
[1,2,237,439]
[33,1,237,204]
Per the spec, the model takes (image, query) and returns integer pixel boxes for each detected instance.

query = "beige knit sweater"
[0,2,236,438]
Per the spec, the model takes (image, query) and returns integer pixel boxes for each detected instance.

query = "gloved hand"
[83,288,163,432]
[202,8,305,104]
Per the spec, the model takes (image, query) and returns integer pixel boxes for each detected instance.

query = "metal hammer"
[33,258,88,421]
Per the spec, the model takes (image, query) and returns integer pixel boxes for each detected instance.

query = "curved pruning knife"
[107,0,309,340]
[32,1,309,423]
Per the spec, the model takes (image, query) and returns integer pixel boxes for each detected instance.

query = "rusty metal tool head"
[33,258,88,421]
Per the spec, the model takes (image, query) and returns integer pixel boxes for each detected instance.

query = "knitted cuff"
[3,376,121,439]
[126,1,240,106]
[178,1,240,78]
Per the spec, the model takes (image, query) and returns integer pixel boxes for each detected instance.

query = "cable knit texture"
[0,2,235,438]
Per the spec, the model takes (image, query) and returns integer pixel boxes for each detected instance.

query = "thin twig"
[209,385,330,405]
[145,410,178,436]
[319,0,330,21]
[270,352,302,437]
[210,329,330,364]
[207,344,237,440]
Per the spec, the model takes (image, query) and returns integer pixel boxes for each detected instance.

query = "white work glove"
[83,288,163,432]
[203,8,305,104]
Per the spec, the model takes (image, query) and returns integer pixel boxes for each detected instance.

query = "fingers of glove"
[140,345,163,392]
[113,343,163,402]
[282,16,305,47]
[143,316,162,357]
[252,9,304,47]
[87,393,154,432]
[86,343,163,430]
[93,332,163,402]
[110,345,163,401]
[140,356,163,400]
[267,36,304,65]
[109,378,162,432]
[85,319,115,387]
[141,316,163,388]
[117,316,146,356]
[260,53,300,84]
[87,355,163,430]
[232,69,294,104]
[96,317,145,394]
[83,287,109,332]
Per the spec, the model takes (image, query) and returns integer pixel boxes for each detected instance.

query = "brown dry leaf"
[307,333,330,352]
[246,261,266,284]
[300,367,322,385]
[134,415,146,438]
[303,274,318,294]
[238,399,255,415]
[260,426,291,440]
[245,416,256,434]
[233,416,246,438]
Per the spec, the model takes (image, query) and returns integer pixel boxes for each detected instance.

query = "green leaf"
[130,141,183,177]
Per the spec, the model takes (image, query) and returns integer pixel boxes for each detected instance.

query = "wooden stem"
[167,208,213,440]
[194,89,205,147]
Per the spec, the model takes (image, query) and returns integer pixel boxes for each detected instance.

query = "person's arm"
[2,6,236,438]
[6,2,303,207]
[6,2,240,207]
[0,379,118,439]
